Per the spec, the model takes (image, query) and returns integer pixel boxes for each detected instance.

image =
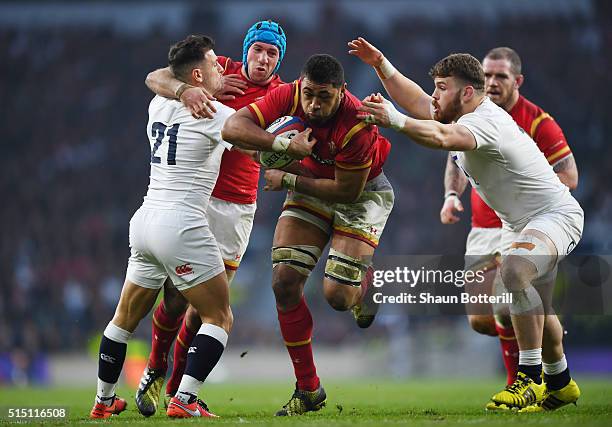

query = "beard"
[434,92,462,124]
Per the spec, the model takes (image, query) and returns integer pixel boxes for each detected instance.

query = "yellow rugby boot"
[487,372,546,410]
[519,378,580,413]
[135,366,166,417]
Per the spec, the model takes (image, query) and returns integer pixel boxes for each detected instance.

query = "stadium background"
[1,0,611,388]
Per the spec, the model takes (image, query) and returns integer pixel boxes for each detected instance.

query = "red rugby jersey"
[211,56,284,204]
[471,95,573,228]
[247,80,391,180]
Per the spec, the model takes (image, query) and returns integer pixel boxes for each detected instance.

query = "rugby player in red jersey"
[439,47,578,393]
[134,21,287,417]
[222,54,394,416]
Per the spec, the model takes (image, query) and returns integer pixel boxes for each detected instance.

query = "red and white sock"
[277,297,320,392]
[166,319,197,395]
[148,301,184,372]
[495,322,519,385]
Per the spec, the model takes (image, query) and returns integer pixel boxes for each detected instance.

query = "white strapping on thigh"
[507,233,556,276]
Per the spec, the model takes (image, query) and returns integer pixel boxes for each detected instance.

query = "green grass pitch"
[0,379,610,426]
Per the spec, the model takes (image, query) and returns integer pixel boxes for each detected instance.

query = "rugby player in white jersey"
[349,37,583,412]
[89,34,312,419]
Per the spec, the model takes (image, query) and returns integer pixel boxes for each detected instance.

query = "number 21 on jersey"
[150,122,180,165]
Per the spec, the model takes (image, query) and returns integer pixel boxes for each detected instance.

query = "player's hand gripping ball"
[259,116,306,169]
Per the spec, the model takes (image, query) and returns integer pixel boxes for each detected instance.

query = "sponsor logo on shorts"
[175,263,193,276]
[188,347,196,354]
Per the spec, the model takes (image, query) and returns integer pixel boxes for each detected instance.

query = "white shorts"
[126,207,225,291]
[279,172,394,248]
[464,227,503,270]
[501,197,584,268]
[207,196,256,271]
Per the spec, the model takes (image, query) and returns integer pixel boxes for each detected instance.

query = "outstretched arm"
[348,37,432,120]
[357,94,476,151]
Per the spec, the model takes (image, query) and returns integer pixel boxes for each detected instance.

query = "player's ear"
[192,67,204,84]
[463,85,474,100]
[340,82,347,99]
[515,74,524,89]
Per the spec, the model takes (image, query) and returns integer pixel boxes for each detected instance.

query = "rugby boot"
[519,378,580,413]
[166,396,217,418]
[90,395,127,419]
[135,366,166,417]
[275,383,327,416]
[351,265,378,328]
[487,372,546,410]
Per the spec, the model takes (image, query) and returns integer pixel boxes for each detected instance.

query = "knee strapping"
[507,234,556,276]
[271,245,321,277]
[509,286,543,314]
[324,248,370,287]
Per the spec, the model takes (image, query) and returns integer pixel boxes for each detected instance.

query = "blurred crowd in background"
[1,0,611,384]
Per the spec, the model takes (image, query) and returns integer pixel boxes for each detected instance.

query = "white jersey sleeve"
[456,106,499,152]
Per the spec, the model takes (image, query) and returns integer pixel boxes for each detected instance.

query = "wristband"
[175,83,195,100]
[444,191,458,200]
[388,109,407,131]
[272,135,291,153]
[281,173,297,190]
[375,57,397,80]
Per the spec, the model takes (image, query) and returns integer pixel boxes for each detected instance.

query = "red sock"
[277,297,320,392]
[165,319,196,395]
[495,322,519,385]
[148,301,184,372]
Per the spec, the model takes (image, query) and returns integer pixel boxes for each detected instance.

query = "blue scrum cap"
[242,20,286,75]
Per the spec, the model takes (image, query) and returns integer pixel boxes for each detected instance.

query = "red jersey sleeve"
[246,81,297,128]
[335,123,375,171]
[532,116,572,166]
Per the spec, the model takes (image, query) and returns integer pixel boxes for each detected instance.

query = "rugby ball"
[259,116,306,169]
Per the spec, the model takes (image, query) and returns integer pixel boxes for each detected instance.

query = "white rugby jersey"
[453,97,576,231]
[142,95,234,216]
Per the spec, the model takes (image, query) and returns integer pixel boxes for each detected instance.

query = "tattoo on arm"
[552,154,578,189]
[552,155,575,173]
[444,153,468,196]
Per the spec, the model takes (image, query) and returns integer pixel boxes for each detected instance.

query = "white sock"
[175,375,202,404]
[519,348,542,366]
[96,322,132,405]
[543,354,567,375]
[103,322,132,344]
[96,379,117,405]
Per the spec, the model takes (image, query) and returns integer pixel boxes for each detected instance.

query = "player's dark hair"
[485,47,522,75]
[168,35,215,81]
[301,54,345,88]
[429,53,485,92]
